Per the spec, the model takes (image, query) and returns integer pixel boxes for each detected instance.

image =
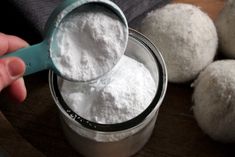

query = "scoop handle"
[1,41,52,75]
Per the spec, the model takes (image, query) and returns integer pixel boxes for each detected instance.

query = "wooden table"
[1,0,235,156]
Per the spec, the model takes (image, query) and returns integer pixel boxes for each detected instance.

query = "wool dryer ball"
[193,60,235,143]
[216,0,235,58]
[140,3,218,83]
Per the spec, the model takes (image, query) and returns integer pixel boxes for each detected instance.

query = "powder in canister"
[51,5,128,81]
[60,55,156,124]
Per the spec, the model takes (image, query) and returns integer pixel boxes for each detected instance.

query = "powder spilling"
[60,55,156,124]
[51,5,128,81]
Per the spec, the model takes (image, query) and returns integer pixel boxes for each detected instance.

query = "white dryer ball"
[141,3,218,83]
[216,0,235,58]
[193,60,235,142]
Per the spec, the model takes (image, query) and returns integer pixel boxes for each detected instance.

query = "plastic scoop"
[2,0,128,82]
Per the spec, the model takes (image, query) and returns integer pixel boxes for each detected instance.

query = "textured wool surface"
[141,3,218,83]
[216,0,235,58]
[193,60,235,142]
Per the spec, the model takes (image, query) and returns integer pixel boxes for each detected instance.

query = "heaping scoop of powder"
[60,56,156,124]
[51,5,128,81]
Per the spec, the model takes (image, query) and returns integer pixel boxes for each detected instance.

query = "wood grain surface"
[1,0,235,157]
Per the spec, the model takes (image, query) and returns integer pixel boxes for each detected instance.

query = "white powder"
[60,55,156,124]
[51,5,128,81]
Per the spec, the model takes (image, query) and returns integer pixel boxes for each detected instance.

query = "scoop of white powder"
[51,5,128,81]
[140,3,217,83]
[193,60,235,142]
[60,55,156,124]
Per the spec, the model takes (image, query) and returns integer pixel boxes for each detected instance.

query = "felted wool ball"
[216,0,235,58]
[141,3,218,83]
[192,60,235,142]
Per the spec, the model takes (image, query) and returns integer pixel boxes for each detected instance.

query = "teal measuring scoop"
[2,0,128,82]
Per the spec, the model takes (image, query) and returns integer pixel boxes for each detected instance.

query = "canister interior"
[49,29,167,132]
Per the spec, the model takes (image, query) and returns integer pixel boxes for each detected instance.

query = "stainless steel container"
[49,29,167,157]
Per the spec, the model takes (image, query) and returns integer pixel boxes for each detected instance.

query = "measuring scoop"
[2,0,128,82]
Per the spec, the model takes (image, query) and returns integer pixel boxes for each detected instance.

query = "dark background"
[0,1,41,44]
